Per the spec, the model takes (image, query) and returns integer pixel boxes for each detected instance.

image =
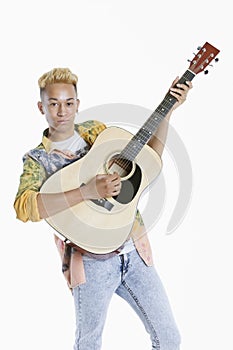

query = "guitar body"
[40,126,162,253]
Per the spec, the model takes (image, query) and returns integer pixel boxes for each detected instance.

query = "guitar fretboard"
[120,69,195,161]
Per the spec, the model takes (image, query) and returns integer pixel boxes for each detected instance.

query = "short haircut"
[38,67,78,98]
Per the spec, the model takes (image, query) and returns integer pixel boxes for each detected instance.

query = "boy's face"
[38,83,79,140]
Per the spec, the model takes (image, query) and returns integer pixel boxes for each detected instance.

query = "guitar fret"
[120,69,196,161]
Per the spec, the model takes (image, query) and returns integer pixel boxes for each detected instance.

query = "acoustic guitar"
[40,42,220,254]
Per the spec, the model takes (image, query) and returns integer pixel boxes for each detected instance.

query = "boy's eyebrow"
[48,97,75,101]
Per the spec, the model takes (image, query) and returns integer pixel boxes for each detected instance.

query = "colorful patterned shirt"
[14,120,155,289]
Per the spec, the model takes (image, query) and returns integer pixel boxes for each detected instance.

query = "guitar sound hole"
[106,154,134,179]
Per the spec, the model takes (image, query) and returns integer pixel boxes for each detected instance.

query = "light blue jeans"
[73,249,181,350]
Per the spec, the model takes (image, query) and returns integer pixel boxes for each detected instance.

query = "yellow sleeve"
[14,155,46,222]
[14,190,41,222]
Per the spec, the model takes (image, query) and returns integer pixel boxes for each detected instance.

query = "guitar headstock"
[189,42,220,75]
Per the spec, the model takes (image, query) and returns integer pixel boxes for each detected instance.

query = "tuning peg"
[197,46,202,50]
[215,57,219,62]
[204,70,209,74]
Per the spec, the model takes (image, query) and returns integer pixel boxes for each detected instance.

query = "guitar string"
[109,97,176,176]
[111,49,218,176]
[109,70,195,176]
[109,94,175,175]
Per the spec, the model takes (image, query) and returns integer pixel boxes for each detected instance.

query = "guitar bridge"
[81,183,114,211]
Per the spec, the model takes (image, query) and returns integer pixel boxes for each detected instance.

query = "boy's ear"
[37,101,45,115]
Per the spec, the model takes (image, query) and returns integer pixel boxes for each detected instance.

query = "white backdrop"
[1,1,232,349]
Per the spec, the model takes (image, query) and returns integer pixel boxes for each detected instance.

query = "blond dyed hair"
[38,68,78,97]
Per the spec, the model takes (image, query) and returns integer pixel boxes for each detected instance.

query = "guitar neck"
[120,69,196,161]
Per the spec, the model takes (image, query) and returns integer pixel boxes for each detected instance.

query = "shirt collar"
[41,125,81,152]
[41,128,52,152]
